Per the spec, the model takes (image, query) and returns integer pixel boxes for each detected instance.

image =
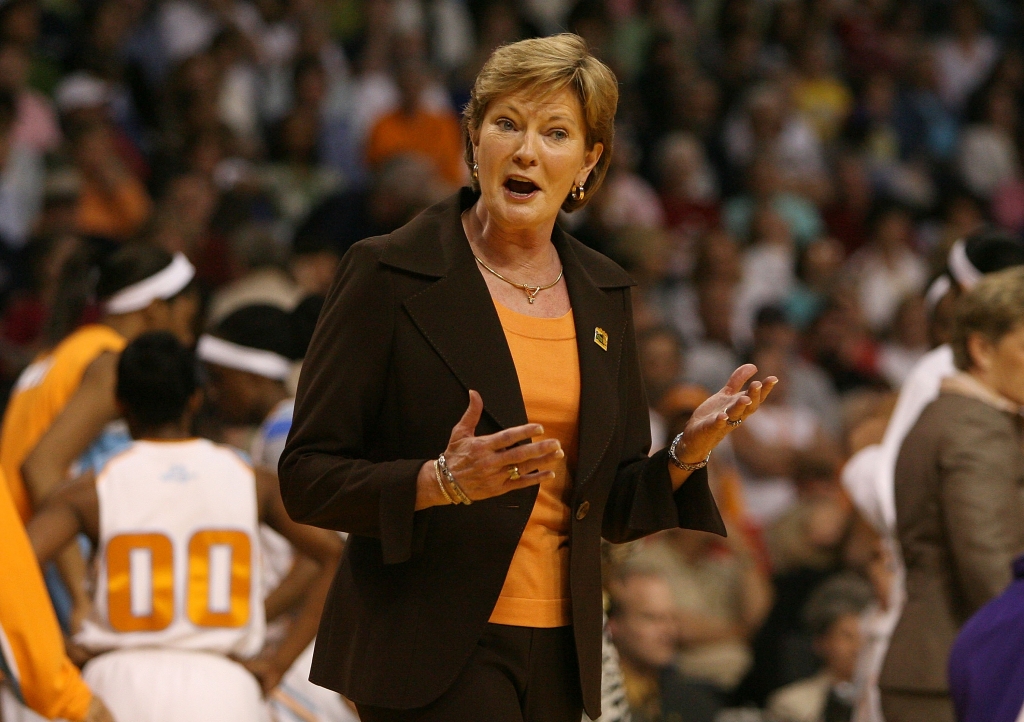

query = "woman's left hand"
[673,364,777,465]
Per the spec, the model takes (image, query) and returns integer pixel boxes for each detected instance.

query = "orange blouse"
[489,300,581,628]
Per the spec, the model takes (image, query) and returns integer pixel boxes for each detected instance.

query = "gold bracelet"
[433,459,456,505]
[438,453,472,505]
[450,481,472,505]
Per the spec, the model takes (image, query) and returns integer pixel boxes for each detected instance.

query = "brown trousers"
[880,690,955,722]
[356,624,583,722]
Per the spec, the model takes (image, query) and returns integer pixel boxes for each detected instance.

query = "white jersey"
[76,439,265,659]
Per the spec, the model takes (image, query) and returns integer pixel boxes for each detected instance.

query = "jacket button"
[576,501,590,521]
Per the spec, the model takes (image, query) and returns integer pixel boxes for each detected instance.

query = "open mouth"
[504,178,540,197]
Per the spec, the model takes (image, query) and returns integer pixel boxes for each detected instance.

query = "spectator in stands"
[364,54,465,186]
[933,0,998,113]
[767,574,873,722]
[0,87,42,258]
[686,278,741,395]
[290,209,342,298]
[724,83,830,205]
[793,32,854,145]
[656,132,721,242]
[597,133,665,232]
[607,565,723,722]
[751,305,841,438]
[732,345,840,527]
[786,237,847,330]
[734,204,797,346]
[70,120,151,242]
[958,83,1020,200]
[724,152,824,250]
[767,455,852,576]
[878,295,930,388]
[895,48,959,164]
[0,41,59,153]
[823,154,873,256]
[260,107,343,234]
[627,523,773,700]
[206,223,301,325]
[846,203,927,334]
[637,324,686,450]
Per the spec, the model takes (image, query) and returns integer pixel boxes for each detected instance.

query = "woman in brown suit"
[880,267,1024,722]
[278,34,776,722]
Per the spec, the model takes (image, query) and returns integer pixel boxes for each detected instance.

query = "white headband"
[948,239,983,291]
[104,253,196,315]
[924,274,952,314]
[196,335,292,380]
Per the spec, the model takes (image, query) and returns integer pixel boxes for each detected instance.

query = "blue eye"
[552,129,568,140]
[498,119,514,131]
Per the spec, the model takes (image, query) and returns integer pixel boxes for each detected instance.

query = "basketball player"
[3,246,198,520]
[1,246,199,631]
[199,303,316,628]
[26,332,343,722]
[199,300,358,722]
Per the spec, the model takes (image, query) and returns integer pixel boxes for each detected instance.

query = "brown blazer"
[279,189,725,717]
[880,391,1024,695]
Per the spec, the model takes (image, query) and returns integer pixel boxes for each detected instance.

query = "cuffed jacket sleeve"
[601,290,723,543]
[280,241,427,564]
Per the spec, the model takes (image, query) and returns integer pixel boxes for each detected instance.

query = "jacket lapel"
[382,189,636,480]
[388,191,528,432]
[555,228,629,492]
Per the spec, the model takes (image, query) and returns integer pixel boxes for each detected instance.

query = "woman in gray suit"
[880,267,1024,722]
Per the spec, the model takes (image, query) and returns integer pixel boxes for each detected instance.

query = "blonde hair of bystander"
[951,266,1024,371]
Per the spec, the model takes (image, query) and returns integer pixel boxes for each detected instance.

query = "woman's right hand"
[416,390,563,508]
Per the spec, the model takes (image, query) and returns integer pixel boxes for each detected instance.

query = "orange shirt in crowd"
[489,300,580,628]
[0,324,126,520]
[365,108,467,186]
[0,467,93,720]
[76,176,152,241]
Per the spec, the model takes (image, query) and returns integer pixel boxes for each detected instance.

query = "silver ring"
[726,418,743,428]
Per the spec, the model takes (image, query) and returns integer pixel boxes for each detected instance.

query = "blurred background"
[0,0,1020,719]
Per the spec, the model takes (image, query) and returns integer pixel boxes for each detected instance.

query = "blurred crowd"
[0,0,1023,720]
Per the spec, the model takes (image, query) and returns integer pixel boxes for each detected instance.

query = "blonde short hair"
[952,266,1024,370]
[462,34,618,213]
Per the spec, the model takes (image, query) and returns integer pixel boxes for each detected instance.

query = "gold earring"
[472,162,479,183]
[571,182,585,202]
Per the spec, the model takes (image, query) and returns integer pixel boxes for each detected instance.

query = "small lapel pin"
[594,327,609,351]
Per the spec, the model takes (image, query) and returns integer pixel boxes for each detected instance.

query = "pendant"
[525,287,540,304]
